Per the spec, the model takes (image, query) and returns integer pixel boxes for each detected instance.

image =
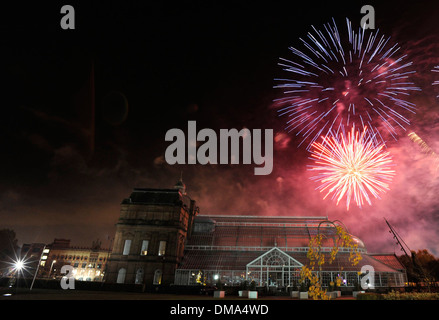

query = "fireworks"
[432,65,439,98]
[408,132,439,169]
[408,132,436,155]
[274,18,420,148]
[308,126,395,210]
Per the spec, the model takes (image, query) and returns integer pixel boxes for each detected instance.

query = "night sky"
[1,1,439,256]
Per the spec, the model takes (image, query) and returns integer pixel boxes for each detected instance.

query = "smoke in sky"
[2,1,439,258]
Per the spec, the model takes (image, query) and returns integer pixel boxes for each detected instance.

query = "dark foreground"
[0,287,356,300]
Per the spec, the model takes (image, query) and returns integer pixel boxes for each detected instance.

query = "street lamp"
[49,260,57,278]
[12,258,26,291]
[30,245,47,291]
[14,260,24,271]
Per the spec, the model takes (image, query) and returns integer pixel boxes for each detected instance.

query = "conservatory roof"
[179,247,401,273]
[369,253,406,271]
[179,215,404,273]
[188,214,366,250]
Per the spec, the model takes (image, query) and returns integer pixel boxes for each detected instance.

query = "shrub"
[356,292,383,300]
[357,290,439,300]
[383,290,439,300]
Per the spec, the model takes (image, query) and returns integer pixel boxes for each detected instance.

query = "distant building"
[106,179,407,290]
[28,238,111,281]
[20,242,46,261]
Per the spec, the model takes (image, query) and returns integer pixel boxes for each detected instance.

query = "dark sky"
[1,0,439,256]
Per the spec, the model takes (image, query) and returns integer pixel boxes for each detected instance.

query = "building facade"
[32,238,111,281]
[176,215,407,289]
[105,179,199,285]
[107,182,407,290]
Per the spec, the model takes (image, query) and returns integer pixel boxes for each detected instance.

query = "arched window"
[117,268,126,284]
[135,268,144,284]
[153,269,162,285]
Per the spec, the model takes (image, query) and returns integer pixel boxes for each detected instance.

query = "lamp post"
[13,259,24,293]
[30,245,46,291]
[49,260,57,278]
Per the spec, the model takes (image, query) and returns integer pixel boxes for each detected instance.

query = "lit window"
[140,240,149,256]
[123,239,132,255]
[41,255,48,260]
[158,241,166,256]
[153,269,162,285]
[43,249,50,254]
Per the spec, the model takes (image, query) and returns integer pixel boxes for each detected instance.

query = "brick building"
[36,238,111,281]
[105,178,198,285]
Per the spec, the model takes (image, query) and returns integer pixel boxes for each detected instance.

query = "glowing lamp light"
[14,260,24,271]
[11,257,31,277]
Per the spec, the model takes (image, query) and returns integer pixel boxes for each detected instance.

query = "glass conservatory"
[174,215,407,288]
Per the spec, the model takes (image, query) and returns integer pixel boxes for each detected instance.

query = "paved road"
[1,287,356,300]
[1,287,313,300]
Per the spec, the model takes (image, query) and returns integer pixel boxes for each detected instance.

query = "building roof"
[189,214,366,250]
[179,214,402,274]
[369,253,406,271]
[179,249,401,273]
[121,188,189,206]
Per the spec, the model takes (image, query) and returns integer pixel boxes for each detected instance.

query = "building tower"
[106,178,198,287]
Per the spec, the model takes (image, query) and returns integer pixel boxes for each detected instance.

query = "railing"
[184,245,367,253]
[214,222,336,228]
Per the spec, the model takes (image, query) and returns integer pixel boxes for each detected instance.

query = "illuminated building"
[175,215,407,288]
[37,238,111,281]
[106,179,407,290]
[20,243,46,272]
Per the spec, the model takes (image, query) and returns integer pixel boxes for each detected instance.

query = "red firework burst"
[308,126,395,210]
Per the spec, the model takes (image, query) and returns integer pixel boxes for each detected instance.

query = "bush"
[357,290,439,300]
[383,290,439,300]
[356,292,383,300]
[240,280,248,290]
[299,282,308,292]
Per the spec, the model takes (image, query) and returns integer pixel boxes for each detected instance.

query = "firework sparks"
[432,65,439,98]
[408,131,439,170]
[308,126,395,210]
[274,18,420,148]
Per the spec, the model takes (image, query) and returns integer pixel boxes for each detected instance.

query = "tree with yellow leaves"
[300,220,362,300]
